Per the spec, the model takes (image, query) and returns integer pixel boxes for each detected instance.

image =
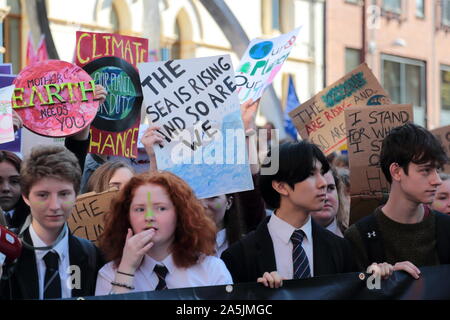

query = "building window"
[170,19,181,60]
[416,0,425,18]
[345,48,361,74]
[271,0,280,31]
[383,0,402,14]
[441,65,450,126]
[3,0,21,74]
[443,0,450,26]
[110,3,120,33]
[381,55,426,127]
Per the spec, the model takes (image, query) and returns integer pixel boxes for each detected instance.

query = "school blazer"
[0,229,104,300]
[221,216,356,283]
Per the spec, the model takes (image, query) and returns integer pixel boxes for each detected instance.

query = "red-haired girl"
[95,171,232,295]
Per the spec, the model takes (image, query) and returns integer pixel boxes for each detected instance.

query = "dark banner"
[79,265,450,300]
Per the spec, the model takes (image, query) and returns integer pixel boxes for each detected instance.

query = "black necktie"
[291,229,311,279]
[154,265,168,291]
[4,213,13,227]
[43,251,62,299]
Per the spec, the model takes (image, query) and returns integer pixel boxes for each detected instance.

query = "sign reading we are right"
[289,63,391,155]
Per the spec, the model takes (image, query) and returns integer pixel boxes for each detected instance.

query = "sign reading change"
[12,60,99,137]
[289,63,391,155]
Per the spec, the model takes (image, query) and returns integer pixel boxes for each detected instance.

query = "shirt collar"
[269,211,312,245]
[29,223,69,261]
[142,253,176,275]
[5,210,14,218]
[216,228,227,248]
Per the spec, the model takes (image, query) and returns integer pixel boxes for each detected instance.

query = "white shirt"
[29,224,71,299]
[95,253,233,296]
[326,218,343,238]
[267,213,314,279]
[215,229,228,258]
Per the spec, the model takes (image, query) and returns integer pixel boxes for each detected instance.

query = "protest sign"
[0,64,12,75]
[0,86,15,144]
[75,31,148,158]
[235,27,300,103]
[344,104,413,224]
[67,188,118,244]
[11,60,99,137]
[289,63,391,155]
[139,55,254,198]
[431,125,450,174]
[0,74,16,88]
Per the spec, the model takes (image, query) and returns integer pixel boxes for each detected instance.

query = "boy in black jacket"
[1,145,104,299]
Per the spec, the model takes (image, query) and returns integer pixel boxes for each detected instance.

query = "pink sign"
[12,60,99,137]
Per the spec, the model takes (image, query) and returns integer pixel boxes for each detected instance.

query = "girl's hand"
[118,228,155,274]
[141,126,164,156]
[94,84,107,104]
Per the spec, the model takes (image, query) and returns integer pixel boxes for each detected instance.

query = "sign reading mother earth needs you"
[236,27,300,103]
[138,55,253,199]
[289,63,391,155]
[12,60,99,137]
[75,31,148,158]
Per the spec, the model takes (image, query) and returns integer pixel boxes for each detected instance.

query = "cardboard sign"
[344,104,413,197]
[344,104,413,225]
[139,55,254,198]
[289,63,391,155]
[67,188,118,244]
[431,125,450,174]
[236,27,300,103]
[0,86,15,144]
[75,31,148,158]
[11,60,99,137]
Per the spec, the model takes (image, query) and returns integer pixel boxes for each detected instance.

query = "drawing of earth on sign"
[367,95,391,106]
[249,41,273,59]
[83,57,142,133]
[12,60,99,137]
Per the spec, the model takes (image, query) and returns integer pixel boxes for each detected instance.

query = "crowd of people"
[0,84,449,300]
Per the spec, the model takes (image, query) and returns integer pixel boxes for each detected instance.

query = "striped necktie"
[154,265,168,291]
[291,229,311,279]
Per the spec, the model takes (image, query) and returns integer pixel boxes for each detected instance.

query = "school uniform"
[0,225,104,300]
[221,215,355,283]
[95,253,233,296]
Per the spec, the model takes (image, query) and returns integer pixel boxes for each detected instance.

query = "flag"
[284,75,300,140]
[26,33,48,66]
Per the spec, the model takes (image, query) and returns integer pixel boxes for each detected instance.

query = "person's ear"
[272,181,290,197]
[22,194,30,207]
[390,163,403,182]
[226,196,233,210]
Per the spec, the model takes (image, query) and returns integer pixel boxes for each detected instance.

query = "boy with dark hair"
[1,145,104,299]
[221,141,356,286]
[345,123,450,277]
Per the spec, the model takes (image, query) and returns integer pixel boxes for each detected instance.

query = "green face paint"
[146,192,154,226]
[32,201,47,207]
[214,203,222,210]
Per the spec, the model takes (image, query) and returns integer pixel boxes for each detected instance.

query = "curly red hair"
[99,171,217,268]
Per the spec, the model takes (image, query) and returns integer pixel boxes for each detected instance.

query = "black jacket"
[221,216,356,283]
[1,228,104,300]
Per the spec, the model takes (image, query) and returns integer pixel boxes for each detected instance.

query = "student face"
[0,161,21,211]
[129,183,177,249]
[109,167,134,190]
[285,160,327,212]
[23,177,76,233]
[398,162,442,204]
[201,195,230,229]
[311,171,339,227]
[431,180,450,214]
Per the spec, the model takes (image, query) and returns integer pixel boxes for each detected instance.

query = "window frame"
[381,54,427,126]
